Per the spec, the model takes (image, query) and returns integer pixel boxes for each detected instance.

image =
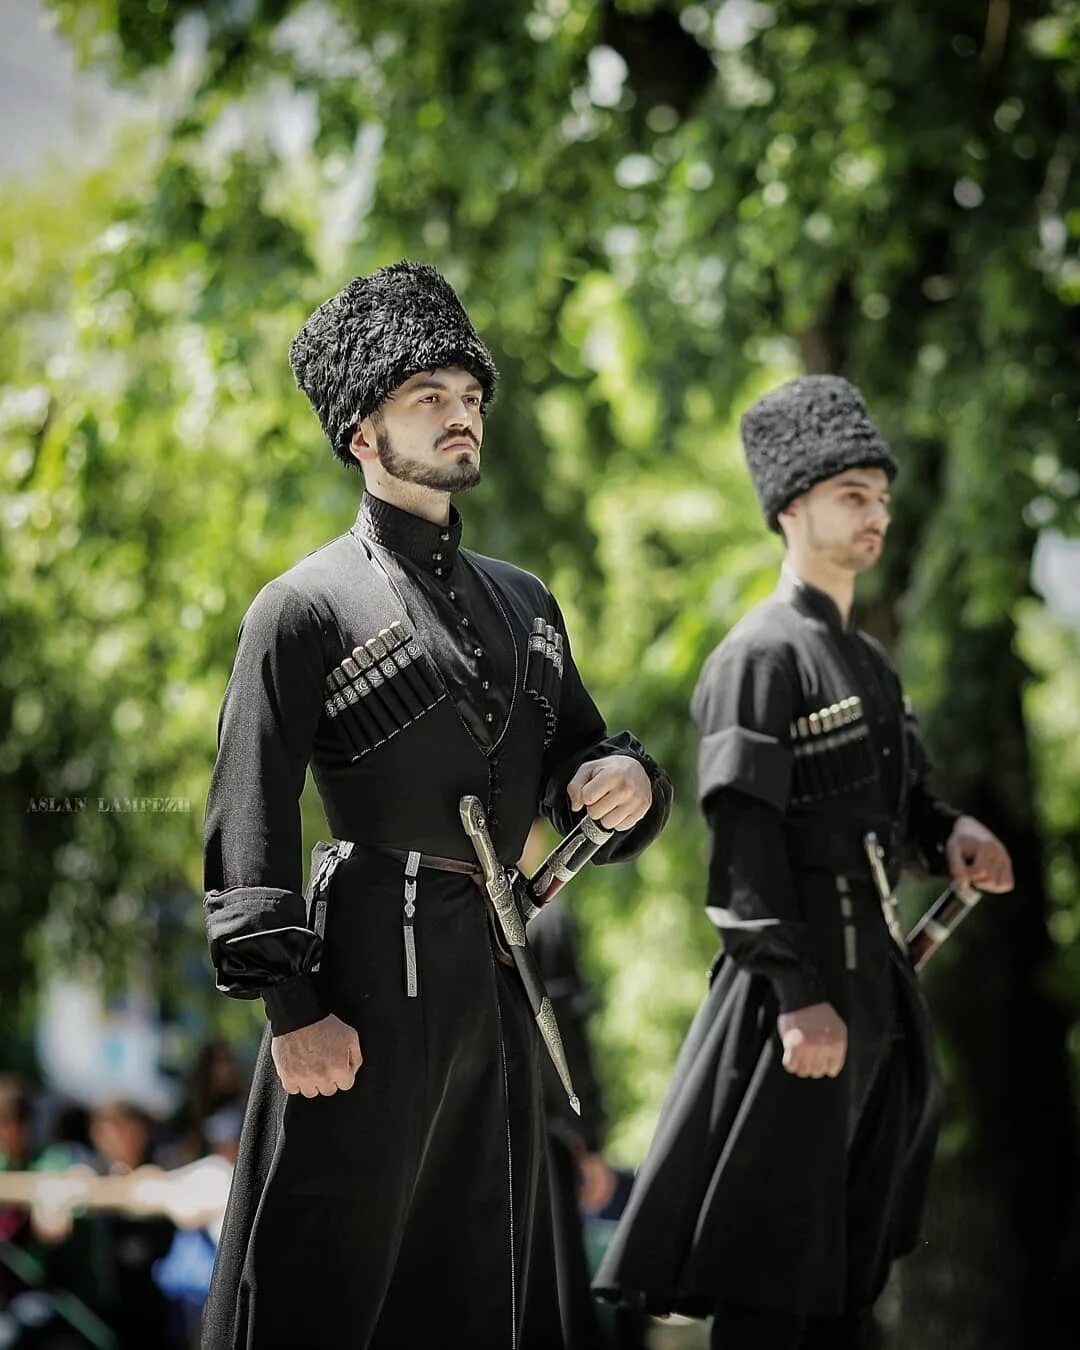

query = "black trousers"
[709,1304,874,1350]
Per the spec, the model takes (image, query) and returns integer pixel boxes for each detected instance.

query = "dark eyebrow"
[409,376,484,395]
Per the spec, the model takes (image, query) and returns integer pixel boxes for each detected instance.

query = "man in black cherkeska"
[594,376,1012,1348]
[200,261,672,1350]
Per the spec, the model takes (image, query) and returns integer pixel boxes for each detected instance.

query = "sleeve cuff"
[263,975,327,1037]
[770,968,829,1014]
[921,805,963,875]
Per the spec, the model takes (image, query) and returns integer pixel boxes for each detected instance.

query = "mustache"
[434,428,479,451]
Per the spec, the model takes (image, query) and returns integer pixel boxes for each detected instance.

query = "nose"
[868,500,890,529]
[444,397,472,429]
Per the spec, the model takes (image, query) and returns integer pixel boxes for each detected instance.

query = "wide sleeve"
[902,698,962,875]
[203,579,328,1037]
[692,640,826,1012]
[539,599,673,865]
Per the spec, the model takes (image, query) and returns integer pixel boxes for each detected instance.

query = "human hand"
[566,755,652,831]
[946,816,1013,893]
[777,1002,847,1079]
[271,1014,362,1098]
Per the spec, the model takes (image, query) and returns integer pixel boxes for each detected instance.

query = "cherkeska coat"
[594,571,957,1321]
[201,495,671,1350]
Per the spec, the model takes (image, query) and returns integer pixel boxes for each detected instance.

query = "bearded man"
[201,261,672,1349]
[594,375,1012,1349]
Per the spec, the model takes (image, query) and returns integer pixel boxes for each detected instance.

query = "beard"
[805,508,882,573]
[375,424,481,493]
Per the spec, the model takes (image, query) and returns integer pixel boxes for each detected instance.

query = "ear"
[349,419,379,465]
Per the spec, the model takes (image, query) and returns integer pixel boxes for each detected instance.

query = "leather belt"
[785,823,901,889]
[378,845,482,878]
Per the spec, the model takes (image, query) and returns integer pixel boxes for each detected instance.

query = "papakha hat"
[289,260,499,467]
[739,375,897,531]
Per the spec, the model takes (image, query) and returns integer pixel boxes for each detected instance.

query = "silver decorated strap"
[403,850,420,998]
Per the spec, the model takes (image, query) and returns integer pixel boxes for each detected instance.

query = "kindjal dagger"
[459,795,581,1116]
[863,830,983,969]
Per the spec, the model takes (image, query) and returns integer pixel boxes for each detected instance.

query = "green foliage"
[4,2,1078,1203]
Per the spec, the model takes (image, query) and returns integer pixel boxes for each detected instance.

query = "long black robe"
[201,494,672,1350]
[594,569,958,1321]
[529,901,608,1350]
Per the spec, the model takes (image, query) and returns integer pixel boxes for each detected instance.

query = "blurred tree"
[3,0,1079,1341]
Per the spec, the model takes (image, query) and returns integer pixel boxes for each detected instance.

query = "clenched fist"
[566,754,652,832]
[777,1002,847,1079]
[272,1014,362,1098]
[946,816,1013,894]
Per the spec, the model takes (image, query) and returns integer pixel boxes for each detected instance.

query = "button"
[882,747,891,757]
[433,552,443,561]
[448,590,456,600]
[440,531,450,541]
[481,680,490,691]
[485,713,494,723]
[461,617,469,627]
[474,647,483,658]
[434,567,444,578]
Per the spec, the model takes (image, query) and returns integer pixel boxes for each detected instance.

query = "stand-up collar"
[355,493,463,573]
[775,566,855,633]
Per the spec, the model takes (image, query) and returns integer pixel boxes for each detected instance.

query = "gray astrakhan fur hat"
[289,260,499,466]
[739,375,898,532]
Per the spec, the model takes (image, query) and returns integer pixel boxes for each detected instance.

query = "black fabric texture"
[698,725,792,812]
[546,1134,606,1350]
[739,376,898,531]
[705,792,827,1014]
[200,495,672,1347]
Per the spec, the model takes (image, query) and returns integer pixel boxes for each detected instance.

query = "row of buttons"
[433,528,451,578]
[431,533,497,729]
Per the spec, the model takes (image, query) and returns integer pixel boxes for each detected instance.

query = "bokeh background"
[2,0,1079,1345]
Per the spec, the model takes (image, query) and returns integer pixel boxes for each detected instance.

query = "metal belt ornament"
[863,830,983,970]
[459,795,583,1115]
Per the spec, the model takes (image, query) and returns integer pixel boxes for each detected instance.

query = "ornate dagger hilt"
[863,830,907,950]
[459,795,580,1115]
[459,796,525,947]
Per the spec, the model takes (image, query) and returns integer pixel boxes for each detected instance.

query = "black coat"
[530,901,608,1350]
[201,496,672,1349]
[595,571,957,1320]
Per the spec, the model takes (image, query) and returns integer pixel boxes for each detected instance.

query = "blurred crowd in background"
[0,1041,245,1349]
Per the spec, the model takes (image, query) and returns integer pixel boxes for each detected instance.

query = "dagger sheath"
[907,879,982,970]
[526,814,613,911]
[459,795,581,1115]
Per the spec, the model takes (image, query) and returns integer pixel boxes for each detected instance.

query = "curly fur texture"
[288,261,499,467]
[740,375,898,532]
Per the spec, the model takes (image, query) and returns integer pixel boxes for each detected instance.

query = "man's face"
[354,366,484,492]
[782,467,892,573]
[91,1109,150,1170]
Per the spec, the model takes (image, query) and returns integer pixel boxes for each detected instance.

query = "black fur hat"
[289,260,499,465]
[739,375,897,531]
